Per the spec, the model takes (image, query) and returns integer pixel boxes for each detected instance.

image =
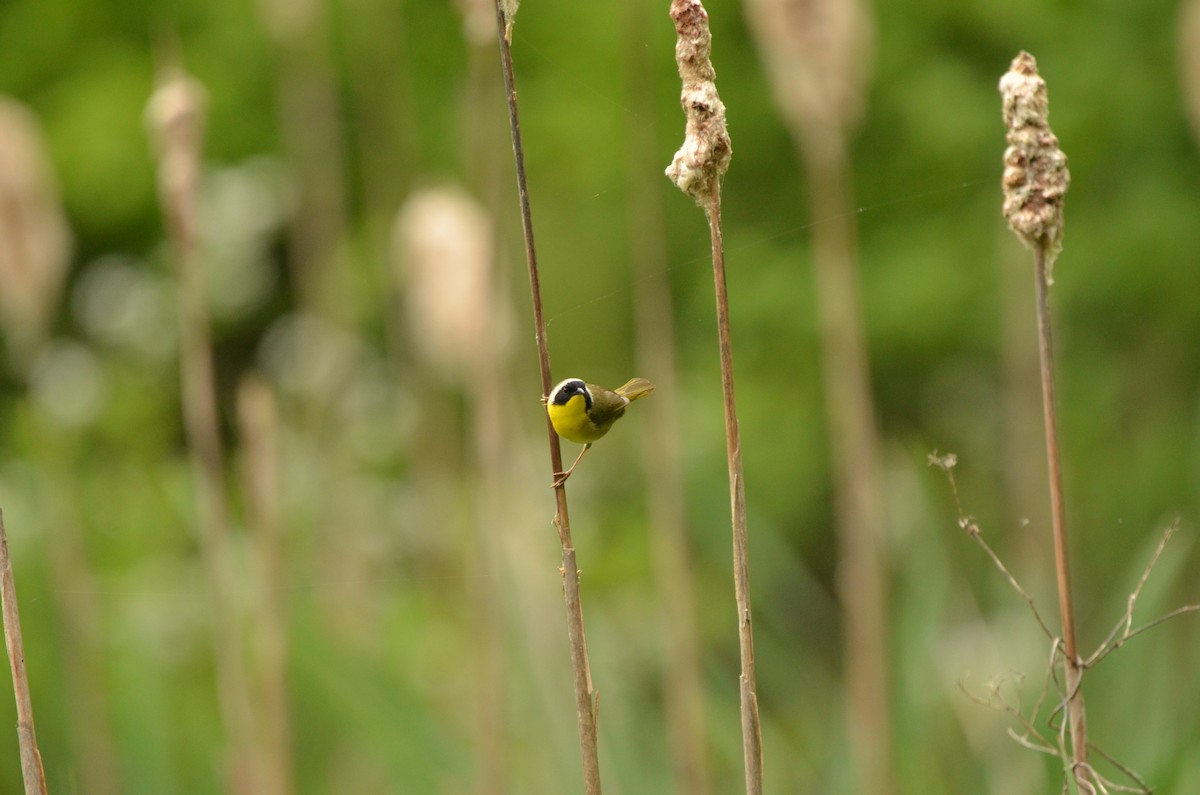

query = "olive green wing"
[585,383,632,429]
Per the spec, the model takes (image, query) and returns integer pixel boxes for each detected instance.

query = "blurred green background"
[2,0,1200,792]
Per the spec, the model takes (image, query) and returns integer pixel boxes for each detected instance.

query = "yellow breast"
[547,394,606,444]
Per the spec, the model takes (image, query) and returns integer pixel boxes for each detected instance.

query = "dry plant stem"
[468,355,509,795]
[148,69,257,795]
[1033,245,1091,791]
[706,185,764,795]
[999,51,1087,791]
[798,141,892,795]
[261,4,351,321]
[31,434,121,794]
[492,3,601,792]
[236,377,294,795]
[463,25,514,795]
[935,457,1188,794]
[664,3,760,790]
[931,454,1055,642]
[0,511,47,795]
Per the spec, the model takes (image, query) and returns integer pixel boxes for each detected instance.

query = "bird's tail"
[615,377,655,402]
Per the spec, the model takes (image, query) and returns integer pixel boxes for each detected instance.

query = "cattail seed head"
[1179,0,1200,146]
[0,98,71,366]
[392,185,507,382]
[665,0,731,209]
[146,67,208,249]
[743,0,873,151]
[1000,52,1070,271]
[454,0,495,46]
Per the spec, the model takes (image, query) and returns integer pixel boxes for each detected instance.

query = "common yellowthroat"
[544,376,655,487]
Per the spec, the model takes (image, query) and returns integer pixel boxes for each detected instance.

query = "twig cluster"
[930,452,1199,793]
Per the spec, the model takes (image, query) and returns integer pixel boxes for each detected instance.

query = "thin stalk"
[999,52,1083,788]
[1032,246,1091,790]
[706,184,764,795]
[463,17,517,794]
[664,2,759,788]
[147,66,257,794]
[236,376,294,795]
[261,2,351,321]
[492,3,602,793]
[40,486,120,795]
[0,510,47,795]
[799,142,891,795]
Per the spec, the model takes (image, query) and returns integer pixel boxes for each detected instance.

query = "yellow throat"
[547,392,603,444]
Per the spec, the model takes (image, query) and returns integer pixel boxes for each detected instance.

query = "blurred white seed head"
[665,0,732,208]
[743,0,874,150]
[258,0,319,42]
[259,312,363,400]
[454,0,495,46]
[1179,0,1200,147]
[29,340,107,429]
[146,66,207,240]
[258,312,415,463]
[999,52,1070,274]
[72,255,178,361]
[0,97,72,365]
[393,185,506,382]
[197,159,289,322]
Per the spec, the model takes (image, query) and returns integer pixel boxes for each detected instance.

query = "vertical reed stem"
[1033,246,1091,790]
[664,1,759,788]
[800,144,891,795]
[706,186,763,795]
[236,376,294,795]
[0,510,47,795]
[492,3,601,792]
[148,66,256,794]
[999,50,1085,789]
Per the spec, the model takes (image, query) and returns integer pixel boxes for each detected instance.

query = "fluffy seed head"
[665,0,732,209]
[999,52,1070,273]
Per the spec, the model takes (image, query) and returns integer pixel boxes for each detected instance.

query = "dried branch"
[933,453,1180,794]
[491,2,601,792]
[929,453,1055,641]
[666,3,762,793]
[1084,518,1200,668]
[998,51,1092,792]
[0,510,47,795]
[147,63,257,794]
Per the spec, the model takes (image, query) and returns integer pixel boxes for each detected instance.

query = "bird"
[544,376,655,487]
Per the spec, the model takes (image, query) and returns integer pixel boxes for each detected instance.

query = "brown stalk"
[801,147,891,795]
[467,328,509,795]
[0,510,47,795]
[258,0,351,321]
[236,375,294,795]
[665,2,762,791]
[39,476,120,795]
[739,0,890,786]
[1032,243,1091,790]
[147,65,257,794]
[705,185,763,795]
[492,3,602,792]
[999,51,1091,791]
